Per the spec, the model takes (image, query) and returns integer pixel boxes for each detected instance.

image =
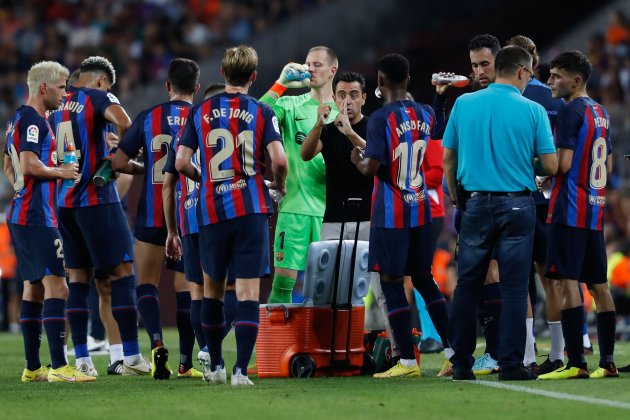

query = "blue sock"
[202,298,225,370]
[176,291,195,370]
[136,284,163,348]
[43,298,67,369]
[67,283,90,359]
[596,311,616,367]
[381,280,415,361]
[482,282,501,360]
[88,282,105,340]
[20,300,43,371]
[223,290,238,337]
[561,306,586,368]
[111,275,140,357]
[234,300,259,375]
[190,299,206,350]
[413,276,450,346]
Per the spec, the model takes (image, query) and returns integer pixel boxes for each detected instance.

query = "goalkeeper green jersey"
[261,92,338,216]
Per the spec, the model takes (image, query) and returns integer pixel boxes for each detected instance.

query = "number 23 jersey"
[364,100,434,229]
[547,97,611,231]
[178,92,282,226]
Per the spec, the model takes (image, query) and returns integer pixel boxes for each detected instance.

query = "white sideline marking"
[468,380,630,410]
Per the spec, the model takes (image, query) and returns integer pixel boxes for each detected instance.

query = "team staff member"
[112,58,202,380]
[443,46,557,381]
[49,56,149,377]
[176,45,288,386]
[3,61,89,382]
[260,46,338,303]
[539,50,618,380]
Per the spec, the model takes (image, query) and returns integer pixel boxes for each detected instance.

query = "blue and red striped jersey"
[164,131,200,236]
[5,106,59,227]
[48,86,120,208]
[119,100,192,229]
[548,97,611,231]
[364,100,434,229]
[178,92,282,225]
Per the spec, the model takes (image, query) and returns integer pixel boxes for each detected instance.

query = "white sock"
[400,358,417,368]
[444,347,455,360]
[109,344,124,365]
[124,353,143,366]
[583,332,591,348]
[76,356,93,368]
[524,318,536,365]
[63,345,68,364]
[548,321,565,362]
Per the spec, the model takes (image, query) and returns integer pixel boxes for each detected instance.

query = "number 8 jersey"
[364,100,434,229]
[548,97,611,231]
[178,92,282,225]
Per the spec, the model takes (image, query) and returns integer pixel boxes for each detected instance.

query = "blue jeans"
[450,195,535,371]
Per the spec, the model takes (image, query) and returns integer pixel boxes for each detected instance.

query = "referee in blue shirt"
[442,46,558,381]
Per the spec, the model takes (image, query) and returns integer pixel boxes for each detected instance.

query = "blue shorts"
[182,234,203,285]
[7,223,65,283]
[533,203,548,264]
[134,226,167,246]
[198,214,269,282]
[545,223,606,284]
[58,203,133,278]
[369,224,433,277]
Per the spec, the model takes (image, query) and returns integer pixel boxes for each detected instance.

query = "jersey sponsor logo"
[272,116,280,135]
[403,191,426,204]
[107,92,120,104]
[588,195,606,206]
[295,131,306,145]
[51,151,58,165]
[26,125,39,143]
[5,122,14,138]
[216,179,247,195]
[184,197,198,209]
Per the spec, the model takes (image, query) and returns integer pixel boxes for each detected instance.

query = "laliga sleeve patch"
[272,116,280,136]
[26,125,39,143]
[107,92,121,104]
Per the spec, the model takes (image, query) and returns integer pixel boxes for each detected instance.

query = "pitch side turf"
[1,329,629,419]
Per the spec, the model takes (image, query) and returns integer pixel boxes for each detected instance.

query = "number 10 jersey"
[178,92,282,226]
[364,100,434,229]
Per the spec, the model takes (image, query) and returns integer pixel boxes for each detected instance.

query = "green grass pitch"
[1,329,630,419]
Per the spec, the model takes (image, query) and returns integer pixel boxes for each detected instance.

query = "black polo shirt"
[320,116,372,223]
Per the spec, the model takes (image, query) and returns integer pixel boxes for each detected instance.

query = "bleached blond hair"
[27,61,70,96]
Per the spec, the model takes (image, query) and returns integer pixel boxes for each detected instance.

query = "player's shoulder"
[79,86,121,105]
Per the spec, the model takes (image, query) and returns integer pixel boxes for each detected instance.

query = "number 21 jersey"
[178,92,282,226]
[547,97,611,231]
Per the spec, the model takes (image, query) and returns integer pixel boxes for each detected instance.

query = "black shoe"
[538,357,564,375]
[499,365,538,381]
[452,370,476,381]
[618,364,630,373]
[107,360,124,375]
[420,338,444,354]
[525,362,540,375]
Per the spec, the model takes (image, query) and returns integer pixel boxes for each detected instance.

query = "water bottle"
[264,179,284,203]
[62,144,78,188]
[431,73,470,88]
[93,147,117,187]
[285,68,310,82]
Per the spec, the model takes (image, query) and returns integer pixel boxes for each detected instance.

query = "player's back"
[48,86,120,208]
[181,92,281,225]
[6,106,58,227]
[548,97,610,230]
[366,99,434,229]
[119,100,192,228]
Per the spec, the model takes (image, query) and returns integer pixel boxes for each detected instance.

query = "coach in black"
[301,71,372,239]
[443,46,558,381]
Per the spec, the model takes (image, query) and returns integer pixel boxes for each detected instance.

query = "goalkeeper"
[261,46,338,303]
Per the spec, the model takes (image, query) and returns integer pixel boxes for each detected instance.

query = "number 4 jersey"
[548,97,611,231]
[48,86,121,208]
[178,92,282,225]
[118,100,192,228]
[364,100,435,229]
[5,106,59,227]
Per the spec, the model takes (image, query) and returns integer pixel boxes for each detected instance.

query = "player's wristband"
[270,82,287,97]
